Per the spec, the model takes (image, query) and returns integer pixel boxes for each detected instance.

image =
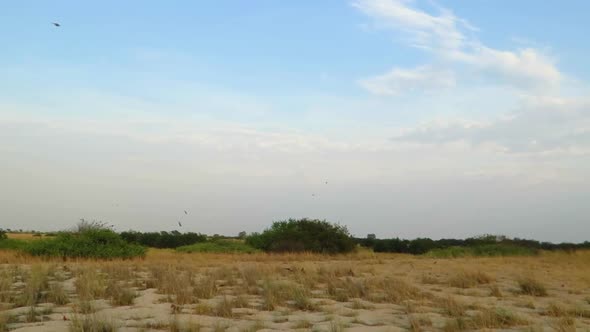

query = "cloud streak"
[354,0,561,92]
[359,65,455,96]
[393,96,590,153]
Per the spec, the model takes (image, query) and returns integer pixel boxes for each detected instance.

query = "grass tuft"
[471,307,527,328]
[69,314,117,332]
[449,270,493,288]
[518,277,548,296]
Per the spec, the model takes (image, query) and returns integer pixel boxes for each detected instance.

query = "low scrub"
[176,239,259,254]
[120,231,206,249]
[426,244,538,258]
[24,229,146,259]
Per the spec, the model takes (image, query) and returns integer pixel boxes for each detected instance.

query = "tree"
[367,234,376,240]
[238,231,247,239]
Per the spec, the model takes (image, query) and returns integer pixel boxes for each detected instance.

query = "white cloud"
[352,0,467,51]
[354,0,562,92]
[450,46,561,89]
[359,65,455,95]
[393,96,590,153]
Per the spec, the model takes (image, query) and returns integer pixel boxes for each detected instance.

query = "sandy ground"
[1,250,589,331]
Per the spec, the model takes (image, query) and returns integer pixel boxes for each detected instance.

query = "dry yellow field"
[4,234,44,241]
[1,249,589,331]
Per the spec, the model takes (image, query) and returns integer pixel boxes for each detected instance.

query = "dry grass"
[69,313,117,332]
[17,265,49,306]
[0,271,12,303]
[544,302,590,318]
[438,296,466,317]
[0,249,588,331]
[471,307,528,328]
[0,314,9,332]
[449,270,494,288]
[48,281,69,305]
[518,276,548,296]
[552,317,576,332]
[5,233,47,240]
[489,284,502,297]
[443,317,468,332]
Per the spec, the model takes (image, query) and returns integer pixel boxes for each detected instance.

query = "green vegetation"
[0,229,25,250]
[24,228,146,259]
[426,244,538,258]
[358,234,590,255]
[177,239,259,254]
[120,230,206,249]
[246,218,356,254]
[0,238,28,250]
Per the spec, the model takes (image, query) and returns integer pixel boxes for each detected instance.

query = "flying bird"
[184,210,188,215]
[325,181,328,184]
[178,221,182,227]
[52,22,61,27]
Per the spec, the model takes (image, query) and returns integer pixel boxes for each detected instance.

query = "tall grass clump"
[69,314,117,332]
[449,271,494,288]
[24,228,146,259]
[518,277,548,296]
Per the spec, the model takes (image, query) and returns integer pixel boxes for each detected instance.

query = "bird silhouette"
[178,221,182,227]
[52,22,61,27]
[184,210,188,215]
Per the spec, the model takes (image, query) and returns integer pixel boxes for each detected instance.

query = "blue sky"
[1,1,589,241]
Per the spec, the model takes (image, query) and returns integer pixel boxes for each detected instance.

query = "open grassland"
[0,249,589,331]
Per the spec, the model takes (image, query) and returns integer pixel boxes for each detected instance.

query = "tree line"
[356,234,590,255]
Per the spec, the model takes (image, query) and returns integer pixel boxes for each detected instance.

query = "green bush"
[120,230,206,248]
[246,218,356,254]
[24,229,146,259]
[0,238,28,250]
[426,244,538,258]
[176,239,259,253]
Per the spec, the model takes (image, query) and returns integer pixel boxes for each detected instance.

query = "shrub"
[24,229,146,259]
[426,245,538,258]
[176,239,258,254]
[0,238,28,250]
[120,231,206,248]
[246,218,356,254]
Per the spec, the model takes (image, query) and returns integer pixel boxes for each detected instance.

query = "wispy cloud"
[393,96,590,153]
[354,0,561,92]
[359,65,455,96]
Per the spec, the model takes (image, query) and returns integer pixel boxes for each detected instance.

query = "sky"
[1,1,589,242]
